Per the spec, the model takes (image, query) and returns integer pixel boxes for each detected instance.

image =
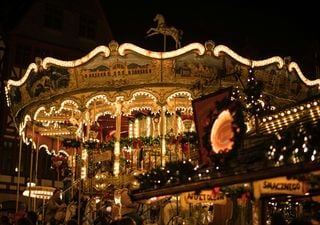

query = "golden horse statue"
[146,14,183,49]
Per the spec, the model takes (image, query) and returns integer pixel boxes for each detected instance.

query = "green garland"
[290,173,320,194]
[243,68,266,117]
[135,161,196,190]
[267,120,320,167]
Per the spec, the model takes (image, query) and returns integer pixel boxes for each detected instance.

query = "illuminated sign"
[181,190,227,205]
[255,177,306,196]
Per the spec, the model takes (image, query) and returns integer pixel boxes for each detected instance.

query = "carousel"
[4,14,320,225]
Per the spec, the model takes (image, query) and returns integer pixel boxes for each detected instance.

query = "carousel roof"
[4,40,320,143]
[4,40,320,199]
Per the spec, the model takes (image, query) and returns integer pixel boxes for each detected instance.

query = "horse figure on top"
[146,14,183,49]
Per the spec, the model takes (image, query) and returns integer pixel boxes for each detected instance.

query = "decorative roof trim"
[213,45,284,69]
[6,63,38,88]
[288,62,320,88]
[6,45,111,89]
[42,45,110,69]
[118,42,205,58]
[5,42,320,92]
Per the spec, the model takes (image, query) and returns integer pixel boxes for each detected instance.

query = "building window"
[44,4,63,31]
[79,15,96,40]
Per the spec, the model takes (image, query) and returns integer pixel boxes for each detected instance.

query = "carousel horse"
[63,192,95,225]
[146,14,183,49]
[82,197,97,225]
[110,188,143,225]
[65,202,78,223]
[93,204,113,225]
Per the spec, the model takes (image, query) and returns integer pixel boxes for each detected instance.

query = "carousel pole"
[77,180,82,225]
[114,97,123,177]
[42,198,45,225]
[57,137,60,182]
[16,137,23,213]
[33,132,40,211]
[71,147,75,199]
[28,125,35,209]
[160,105,166,167]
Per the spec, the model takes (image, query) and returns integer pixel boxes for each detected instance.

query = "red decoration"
[51,155,68,172]
[133,139,143,148]
[211,187,221,196]
[181,114,194,121]
[181,143,189,154]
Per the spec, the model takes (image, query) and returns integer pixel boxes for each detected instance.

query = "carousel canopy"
[4,40,319,144]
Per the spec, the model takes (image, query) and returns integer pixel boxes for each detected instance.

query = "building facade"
[0,0,113,210]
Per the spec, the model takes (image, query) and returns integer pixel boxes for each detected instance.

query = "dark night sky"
[103,1,320,77]
[1,1,319,77]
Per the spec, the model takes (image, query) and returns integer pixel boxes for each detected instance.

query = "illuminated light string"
[56,100,80,114]
[135,160,253,200]
[5,87,11,107]
[6,63,38,89]
[19,115,32,145]
[128,107,153,114]
[5,42,320,99]
[267,120,320,167]
[22,185,56,200]
[243,68,266,118]
[34,106,54,120]
[6,45,110,92]
[118,42,205,58]
[34,100,81,123]
[126,91,158,105]
[42,45,110,69]
[288,62,320,88]
[86,94,111,108]
[213,45,284,69]
[94,111,113,121]
[39,144,69,157]
[166,91,193,101]
[261,101,320,134]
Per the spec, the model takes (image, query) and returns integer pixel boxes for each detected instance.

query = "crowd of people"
[0,187,142,225]
[1,210,37,225]
[0,188,82,225]
[3,187,319,225]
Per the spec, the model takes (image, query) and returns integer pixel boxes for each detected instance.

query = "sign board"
[253,177,307,199]
[181,190,227,205]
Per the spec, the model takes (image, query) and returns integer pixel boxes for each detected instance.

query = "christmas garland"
[267,119,320,167]
[64,133,198,151]
[135,160,196,190]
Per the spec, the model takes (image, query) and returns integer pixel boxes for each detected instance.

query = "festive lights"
[42,45,110,69]
[118,42,205,58]
[288,62,320,88]
[213,45,284,69]
[23,186,55,199]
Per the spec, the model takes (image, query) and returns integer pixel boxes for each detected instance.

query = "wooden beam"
[131,161,320,201]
